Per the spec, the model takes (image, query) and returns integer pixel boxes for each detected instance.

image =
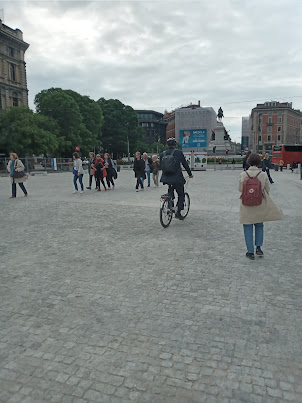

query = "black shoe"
[270,181,274,184]
[175,212,184,220]
[256,247,264,256]
[147,184,150,187]
[246,252,255,260]
[86,186,91,189]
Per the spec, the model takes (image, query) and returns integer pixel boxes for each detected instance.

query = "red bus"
[272,145,302,166]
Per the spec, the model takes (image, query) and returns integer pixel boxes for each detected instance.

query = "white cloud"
[3,0,302,142]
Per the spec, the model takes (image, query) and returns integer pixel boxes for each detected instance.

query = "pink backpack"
[241,171,263,206]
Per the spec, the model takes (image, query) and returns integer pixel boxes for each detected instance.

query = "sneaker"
[256,246,264,256]
[73,190,78,194]
[80,191,84,194]
[246,252,255,260]
[86,186,91,190]
[9,196,16,199]
[175,212,184,220]
[147,184,150,187]
[104,187,107,191]
[97,189,101,192]
[136,189,139,192]
[24,194,28,197]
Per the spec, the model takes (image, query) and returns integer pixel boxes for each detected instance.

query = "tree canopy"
[97,98,143,155]
[0,106,59,156]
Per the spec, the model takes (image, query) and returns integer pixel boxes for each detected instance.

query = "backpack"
[161,150,178,174]
[241,171,263,206]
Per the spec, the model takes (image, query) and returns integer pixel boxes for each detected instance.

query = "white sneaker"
[80,191,84,194]
[136,189,139,192]
[73,190,78,194]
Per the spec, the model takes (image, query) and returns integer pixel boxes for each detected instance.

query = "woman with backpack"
[239,153,283,260]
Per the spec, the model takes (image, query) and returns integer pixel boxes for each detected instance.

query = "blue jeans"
[243,223,264,254]
[74,174,84,191]
[143,170,151,186]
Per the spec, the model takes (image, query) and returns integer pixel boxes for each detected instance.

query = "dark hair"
[245,151,251,158]
[73,152,79,158]
[247,153,261,167]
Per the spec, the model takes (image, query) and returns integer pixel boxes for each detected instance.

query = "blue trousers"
[243,223,264,254]
[74,174,84,191]
[143,170,151,186]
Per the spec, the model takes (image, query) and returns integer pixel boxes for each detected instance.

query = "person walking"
[239,153,283,260]
[279,159,284,172]
[160,138,193,220]
[152,155,160,187]
[7,153,28,198]
[86,152,96,189]
[104,153,115,189]
[133,152,145,191]
[142,152,153,187]
[243,151,251,171]
[72,152,84,194]
[94,154,107,191]
[262,152,274,184]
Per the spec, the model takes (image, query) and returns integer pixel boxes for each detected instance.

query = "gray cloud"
[4,0,302,141]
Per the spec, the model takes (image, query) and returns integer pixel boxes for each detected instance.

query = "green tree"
[0,106,59,156]
[35,88,82,155]
[97,98,142,155]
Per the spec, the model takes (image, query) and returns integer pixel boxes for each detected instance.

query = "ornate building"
[0,20,29,109]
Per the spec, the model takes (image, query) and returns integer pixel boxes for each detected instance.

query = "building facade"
[174,102,216,150]
[251,101,302,152]
[0,20,29,109]
[163,110,175,140]
[135,110,167,145]
[241,116,252,151]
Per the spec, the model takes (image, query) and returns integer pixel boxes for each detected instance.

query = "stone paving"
[0,168,301,403]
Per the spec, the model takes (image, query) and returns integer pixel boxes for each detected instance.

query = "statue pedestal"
[207,121,231,155]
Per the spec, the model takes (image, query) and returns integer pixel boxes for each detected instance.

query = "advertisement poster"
[180,129,207,148]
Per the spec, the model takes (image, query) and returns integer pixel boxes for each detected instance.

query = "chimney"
[198,100,200,107]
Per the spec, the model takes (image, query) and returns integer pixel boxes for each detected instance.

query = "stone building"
[250,101,302,152]
[135,110,167,145]
[0,20,29,109]
[241,116,252,151]
[163,110,175,140]
[174,102,216,150]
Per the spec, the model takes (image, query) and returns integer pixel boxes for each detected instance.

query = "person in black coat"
[104,152,115,189]
[160,138,193,219]
[243,151,251,171]
[133,152,146,191]
[262,152,274,184]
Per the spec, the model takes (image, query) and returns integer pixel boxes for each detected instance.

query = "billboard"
[180,129,207,148]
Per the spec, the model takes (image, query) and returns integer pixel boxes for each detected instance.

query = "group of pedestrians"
[73,152,117,194]
[133,152,160,191]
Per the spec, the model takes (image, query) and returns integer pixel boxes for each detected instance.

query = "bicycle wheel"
[160,199,173,228]
[182,193,190,218]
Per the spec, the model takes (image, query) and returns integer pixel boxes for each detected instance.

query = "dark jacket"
[262,158,271,171]
[104,158,114,179]
[243,157,250,171]
[88,158,96,175]
[160,148,192,185]
[94,159,105,179]
[133,158,146,179]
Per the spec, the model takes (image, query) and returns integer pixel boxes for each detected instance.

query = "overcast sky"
[4,0,302,142]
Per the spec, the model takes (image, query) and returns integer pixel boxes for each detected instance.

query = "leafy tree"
[97,98,142,155]
[0,106,59,156]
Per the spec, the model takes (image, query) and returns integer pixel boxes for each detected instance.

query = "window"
[278,126,281,132]
[268,110,272,114]
[278,135,281,141]
[9,64,16,81]
[268,135,271,141]
[278,117,282,123]
[268,117,272,123]
[268,126,272,132]
[258,135,262,142]
[278,110,282,114]
[8,47,14,57]
[12,92,19,107]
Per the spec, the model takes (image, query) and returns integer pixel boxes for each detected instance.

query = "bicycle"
[159,177,191,228]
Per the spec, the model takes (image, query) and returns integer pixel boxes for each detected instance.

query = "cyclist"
[160,137,193,220]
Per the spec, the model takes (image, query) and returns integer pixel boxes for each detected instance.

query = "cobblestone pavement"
[0,169,301,403]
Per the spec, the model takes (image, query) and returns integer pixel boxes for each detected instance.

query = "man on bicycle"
[160,137,193,220]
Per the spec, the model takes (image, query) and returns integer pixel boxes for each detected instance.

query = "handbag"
[73,169,78,175]
[12,161,25,178]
